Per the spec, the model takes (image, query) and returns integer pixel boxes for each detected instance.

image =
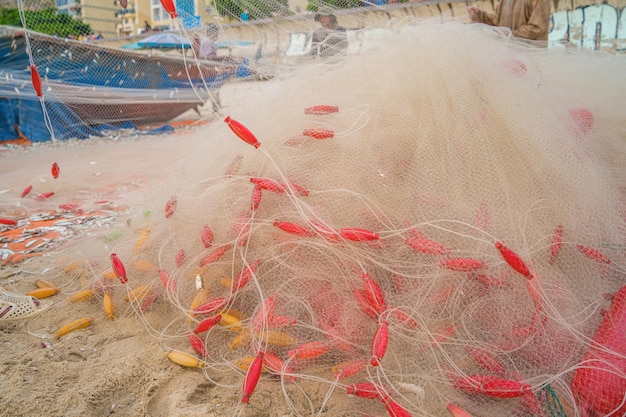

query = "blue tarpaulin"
[137,33,191,49]
[0,96,94,142]
[0,99,18,141]
[0,96,175,143]
[0,28,236,143]
[17,98,95,142]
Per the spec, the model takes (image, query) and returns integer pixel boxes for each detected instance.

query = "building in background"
[50,0,310,38]
[149,0,208,32]
[115,0,139,36]
[56,0,119,36]
[115,0,153,36]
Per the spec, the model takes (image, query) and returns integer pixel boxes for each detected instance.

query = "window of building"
[151,0,167,22]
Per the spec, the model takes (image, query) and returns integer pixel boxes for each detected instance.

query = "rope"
[543,384,568,417]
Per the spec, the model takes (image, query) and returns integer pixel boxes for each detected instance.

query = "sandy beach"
[2,21,626,417]
[0,79,316,417]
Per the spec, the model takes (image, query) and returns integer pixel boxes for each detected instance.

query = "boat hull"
[66,101,202,126]
[0,26,237,141]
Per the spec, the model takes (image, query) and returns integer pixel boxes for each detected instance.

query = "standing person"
[311,7,347,58]
[199,24,221,113]
[192,34,201,57]
[199,24,219,59]
[467,0,550,42]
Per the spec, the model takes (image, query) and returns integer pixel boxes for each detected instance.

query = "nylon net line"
[3,1,626,417]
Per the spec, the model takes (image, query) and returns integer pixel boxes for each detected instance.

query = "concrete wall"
[220,0,626,58]
[98,0,626,56]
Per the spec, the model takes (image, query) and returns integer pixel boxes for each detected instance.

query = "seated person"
[311,7,347,58]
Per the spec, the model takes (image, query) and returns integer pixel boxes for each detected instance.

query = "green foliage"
[306,0,410,12]
[307,0,365,12]
[0,7,22,26]
[0,7,92,37]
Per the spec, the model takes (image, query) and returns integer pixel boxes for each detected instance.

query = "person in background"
[199,24,221,113]
[200,24,219,59]
[143,20,152,32]
[467,0,550,42]
[192,35,201,57]
[311,7,348,58]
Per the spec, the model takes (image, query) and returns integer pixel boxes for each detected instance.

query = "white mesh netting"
[2,1,626,417]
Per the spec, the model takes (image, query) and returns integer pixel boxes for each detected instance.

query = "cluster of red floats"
[92,103,624,417]
[15,33,617,415]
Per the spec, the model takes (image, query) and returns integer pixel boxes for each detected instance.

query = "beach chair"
[285,32,312,57]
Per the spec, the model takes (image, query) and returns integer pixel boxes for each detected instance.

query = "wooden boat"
[0,26,238,142]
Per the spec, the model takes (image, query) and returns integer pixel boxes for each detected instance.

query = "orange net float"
[571,284,626,416]
[29,64,42,97]
[495,242,533,278]
[304,105,339,115]
[224,116,261,148]
[568,106,594,136]
[158,269,177,294]
[241,351,264,403]
[576,244,611,264]
[250,186,262,211]
[193,314,222,334]
[51,162,60,179]
[454,375,532,398]
[440,257,486,272]
[333,359,367,380]
[302,128,334,139]
[200,224,213,248]
[21,185,32,198]
[164,195,177,218]
[272,220,315,237]
[231,260,261,293]
[346,382,390,400]
[0,218,18,226]
[549,224,563,264]
[189,333,209,357]
[370,320,389,367]
[109,253,128,284]
[339,228,379,242]
[263,352,296,381]
[288,341,330,360]
[35,191,54,200]
[199,244,232,267]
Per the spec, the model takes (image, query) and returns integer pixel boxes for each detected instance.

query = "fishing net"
[3,1,626,417]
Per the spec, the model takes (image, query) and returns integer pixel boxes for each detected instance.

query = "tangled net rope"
[5,7,626,417]
[45,22,624,417]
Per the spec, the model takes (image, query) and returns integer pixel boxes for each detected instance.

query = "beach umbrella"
[137,32,191,49]
[121,41,143,50]
[215,40,255,49]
